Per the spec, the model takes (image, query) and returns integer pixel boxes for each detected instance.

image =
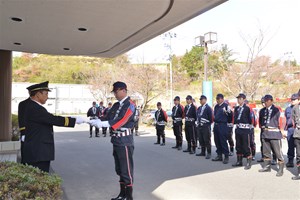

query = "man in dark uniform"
[154,102,168,146]
[171,96,185,150]
[183,95,197,154]
[18,95,31,164]
[87,101,100,138]
[101,102,112,137]
[258,94,285,177]
[292,93,300,180]
[284,94,298,168]
[22,81,85,173]
[232,94,253,170]
[195,95,213,159]
[90,81,135,200]
[212,93,232,164]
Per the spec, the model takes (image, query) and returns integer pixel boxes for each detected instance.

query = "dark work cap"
[291,93,299,100]
[111,81,127,92]
[261,96,265,103]
[174,96,180,101]
[26,81,51,92]
[157,102,162,106]
[200,95,207,100]
[236,93,246,99]
[264,94,273,101]
[186,95,193,100]
[216,93,224,99]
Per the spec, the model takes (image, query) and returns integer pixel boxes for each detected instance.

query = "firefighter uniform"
[196,95,213,159]
[183,95,197,154]
[154,102,168,145]
[292,94,300,180]
[18,97,30,164]
[232,94,253,170]
[259,95,285,177]
[212,94,232,164]
[22,81,77,172]
[171,96,185,150]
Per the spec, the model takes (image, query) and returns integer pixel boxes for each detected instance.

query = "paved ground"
[52,124,300,200]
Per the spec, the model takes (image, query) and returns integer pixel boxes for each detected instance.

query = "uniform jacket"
[214,102,232,124]
[196,103,213,127]
[23,99,76,163]
[87,106,100,119]
[260,104,282,139]
[184,103,197,127]
[292,104,300,138]
[285,105,294,130]
[171,104,185,126]
[155,109,168,130]
[105,97,136,146]
[233,104,253,126]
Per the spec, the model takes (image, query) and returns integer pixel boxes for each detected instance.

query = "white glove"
[89,119,110,128]
[74,116,87,124]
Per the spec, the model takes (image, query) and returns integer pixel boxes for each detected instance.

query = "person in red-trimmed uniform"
[154,102,168,146]
[21,81,85,173]
[90,81,135,200]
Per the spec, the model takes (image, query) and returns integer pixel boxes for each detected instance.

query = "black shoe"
[183,149,191,152]
[259,160,271,172]
[229,152,234,156]
[212,155,222,161]
[177,146,182,150]
[160,143,165,146]
[111,183,126,200]
[292,166,300,180]
[189,150,195,154]
[286,159,294,168]
[103,134,106,137]
[244,157,252,170]
[196,152,205,156]
[172,146,178,149]
[96,135,100,137]
[257,158,264,163]
[232,155,243,167]
[89,135,92,138]
[205,153,211,159]
[154,142,160,145]
[276,162,284,177]
[271,159,277,165]
[223,156,229,164]
[125,186,133,200]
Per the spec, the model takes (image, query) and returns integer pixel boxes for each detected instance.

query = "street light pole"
[204,42,208,81]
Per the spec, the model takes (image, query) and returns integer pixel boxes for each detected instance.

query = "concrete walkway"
[52,124,300,200]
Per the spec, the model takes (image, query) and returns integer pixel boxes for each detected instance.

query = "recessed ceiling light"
[63,48,70,51]
[14,42,21,45]
[11,17,23,22]
[78,27,88,31]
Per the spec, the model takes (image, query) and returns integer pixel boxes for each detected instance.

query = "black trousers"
[26,161,51,173]
[249,128,256,153]
[227,127,234,149]
[113,145,134,186]
[173,125,183,147]
[102,127,107,135]
[213,123,229,156]
[156,128,165,144]
[235,128,251,157]
[185,125,196,150]
[90,125,99,136]
[295,138,300,165]
[198,125,211,153]
[262,138,284,162]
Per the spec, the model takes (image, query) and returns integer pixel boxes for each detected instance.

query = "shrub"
[0,162,63,200]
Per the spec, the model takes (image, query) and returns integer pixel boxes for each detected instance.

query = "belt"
[185,118,195,122]
[156,121,166,126]
[174,118,182,121]
[263,128,280,131]
[227,123,233,127]
[237,123,251,129]
[111,128,132,137]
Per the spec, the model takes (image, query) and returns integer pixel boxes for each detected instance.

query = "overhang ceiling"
[0,0,227,58]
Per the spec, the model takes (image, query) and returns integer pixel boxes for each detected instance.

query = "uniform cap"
[26,81,51,92]
[111,81,127,92]
[186,95,193,100]
[236,93,246,99]
[291,93,299,100]
[264,94,273,101]
[200,95,207,100]
[261,96,265,103]
[216,93,224,99]
[174,96,180,101]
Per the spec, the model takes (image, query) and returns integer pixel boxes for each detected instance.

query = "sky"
[128,0,300,64]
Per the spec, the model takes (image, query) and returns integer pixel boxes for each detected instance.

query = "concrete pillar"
[0,50,12,141]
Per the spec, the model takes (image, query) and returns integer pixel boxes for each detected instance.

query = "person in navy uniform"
[232,94,254,170]
[212,93,232,164]
[101,102,112,137]
[195,95,213,159]
[171,96,185,150]
[258,94,285,177]
[87,101,100,138]
[183,95,197,154]
[90,81,135,200]
[292,93,300,180]
[285,94,298,168]
[21,81,85,173]
[154,102,168,146]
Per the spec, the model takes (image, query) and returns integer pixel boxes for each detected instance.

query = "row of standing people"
[153,92,300,179]
[87,101,140,137]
